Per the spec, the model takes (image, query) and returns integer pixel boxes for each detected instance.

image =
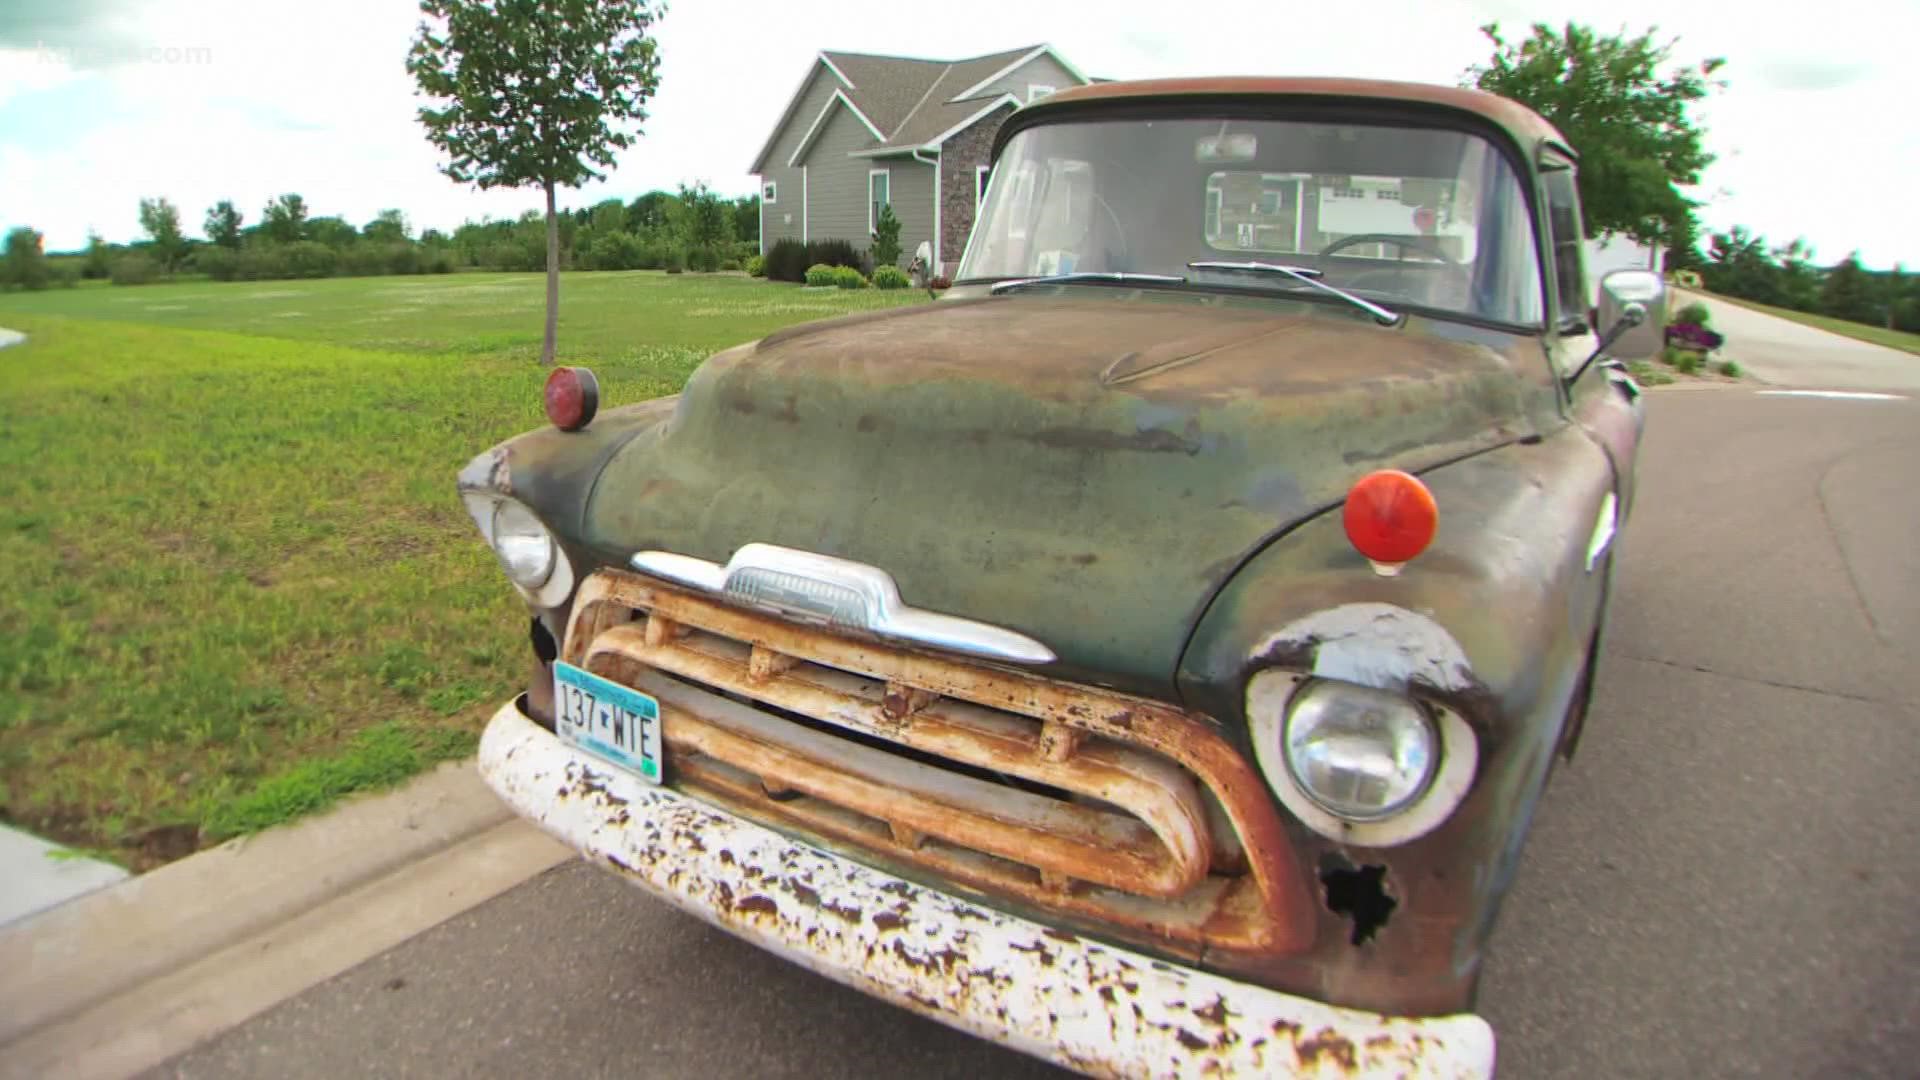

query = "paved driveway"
[1676,290,1920,391]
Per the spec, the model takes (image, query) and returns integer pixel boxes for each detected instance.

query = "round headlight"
[1283,680,1437,822]
[490,500,555,588]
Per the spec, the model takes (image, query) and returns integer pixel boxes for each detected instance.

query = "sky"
[1,0,1914,267]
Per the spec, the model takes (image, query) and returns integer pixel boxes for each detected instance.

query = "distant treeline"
[0,183,762,289]
[1671,221,1915,333]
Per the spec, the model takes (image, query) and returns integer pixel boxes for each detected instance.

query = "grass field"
[0,272,926,868]
[1699,292,1920,356]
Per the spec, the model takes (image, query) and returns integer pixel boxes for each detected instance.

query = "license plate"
[553,661,663,784]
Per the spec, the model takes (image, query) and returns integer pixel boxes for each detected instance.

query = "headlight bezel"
[1247,670,1479,848]
[462,491,575,609]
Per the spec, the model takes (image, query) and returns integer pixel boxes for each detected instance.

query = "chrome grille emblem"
[629,543,1057,665]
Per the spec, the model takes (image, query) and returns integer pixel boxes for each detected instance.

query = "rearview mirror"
[1597,269,1667,361]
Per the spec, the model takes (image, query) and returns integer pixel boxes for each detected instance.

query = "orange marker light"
[1343,469,1438,571]
[544,366,599,431]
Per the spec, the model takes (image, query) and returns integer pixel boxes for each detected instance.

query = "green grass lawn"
[0,271,926,868]
[1699,292,1920,357]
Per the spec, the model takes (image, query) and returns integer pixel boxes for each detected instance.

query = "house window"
[975,166,991,214]
[868,169,891,234]
[1541,160,1588,330]
[1027,84,1055,103]
[761,180,776,205]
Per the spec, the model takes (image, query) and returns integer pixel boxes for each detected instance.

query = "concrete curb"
[0,757,565,1059]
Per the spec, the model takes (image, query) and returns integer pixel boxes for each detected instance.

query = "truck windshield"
[959,115,1547,327]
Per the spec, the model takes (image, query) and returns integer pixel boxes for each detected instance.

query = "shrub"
[283,241,338,279]
[745,254,766,277]
[1717,359,1742,378]
[1627,360,1675,387]
[52,266,79,288]
[110,254,161,285]
[3,226,53,290]
[1671,350,1703,376]
[660,244,686,274]
[1673,301,1712,327]
[720,258,742,272]
[339,245,387,277]
[383,243,422,276]
[871,204,902,269]
[236,246,292,281]
[872,265,910,290]
[424,249,456,274]
[590,232,641,271]
[809,239,861,272]
[765,239,809,282]
[195,246,239,281]
[687,245,722,273]
[804,263,838,287]
[832,265,867,290]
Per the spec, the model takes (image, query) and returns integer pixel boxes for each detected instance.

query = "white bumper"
[479,700,1495,1078]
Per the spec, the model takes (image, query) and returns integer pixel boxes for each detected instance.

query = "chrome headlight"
[489,500,555,587]
[1247,669,1477,847]
[1282,681,1436,821]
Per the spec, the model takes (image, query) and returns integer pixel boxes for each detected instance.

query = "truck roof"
[1032,76,1570,157]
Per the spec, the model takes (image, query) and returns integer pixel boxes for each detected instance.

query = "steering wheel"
[1320,232,1473,304]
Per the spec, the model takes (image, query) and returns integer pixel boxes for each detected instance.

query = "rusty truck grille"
[561,570,1311,958]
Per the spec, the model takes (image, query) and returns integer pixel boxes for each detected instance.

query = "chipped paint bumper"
[479,699,1496,1078]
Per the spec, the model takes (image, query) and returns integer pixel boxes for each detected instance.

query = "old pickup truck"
[460,77,1665,1077]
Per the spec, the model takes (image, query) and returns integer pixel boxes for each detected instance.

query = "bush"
[195,246,239,281]
[809,239,861,272]
[660,244,686,273]
[765,239,809,282]
[283,241,338,279]
[805,263,837,287]
[3,227,53,290]
[110,254,161,285]
[53,266,80,288]
[871,265,910,290]
[871,204,902,269]
[745,254,766,277]
[424,249,456,274]
[1671,349,1703,376]
[832,265,867,289]
[687,245,722,273]
[1717,359,1742,378]
[236,246,291,281]
[339,245,387,278]
[720,258,742,272]
[1673,301,1712,327]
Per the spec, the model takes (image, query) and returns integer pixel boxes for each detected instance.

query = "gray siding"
[755,64,845,251]
[972,53,1081,104]
[878,157,935,270]
[798,104,883,248]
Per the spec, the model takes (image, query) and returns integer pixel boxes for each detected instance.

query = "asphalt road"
[155,393,1919,1075]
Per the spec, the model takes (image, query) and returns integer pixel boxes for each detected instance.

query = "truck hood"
[585,293,1544,701]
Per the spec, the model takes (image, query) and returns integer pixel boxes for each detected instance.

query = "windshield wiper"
[989,272,1186,295]
[1186,260,1400,326]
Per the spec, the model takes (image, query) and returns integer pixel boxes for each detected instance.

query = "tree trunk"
[542,180,559,367]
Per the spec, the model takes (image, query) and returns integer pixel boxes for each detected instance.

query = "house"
[749,44,1091,278]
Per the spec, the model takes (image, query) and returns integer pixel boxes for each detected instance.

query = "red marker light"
[544,366,599,431]
[1343,469,1438,570]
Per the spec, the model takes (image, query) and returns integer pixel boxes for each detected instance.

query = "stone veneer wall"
[937,104,1015,277]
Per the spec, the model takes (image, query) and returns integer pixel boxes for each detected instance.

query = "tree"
[1660,208,1700,273]
[138,197,186,272]
[261,193,309,244]
[1702,226,1780,305]
[83,230,114,279]
[306,216,359,248]
[205,200,243,248]
[1820,253,1878,325]
[627,190,675,237]
[871,204,902,269]
[729,194,760,247]
[1771,238,1820,313]
[1464,22,1724,245]
[408,0,665,365]
[2,227,51,290]
[363,209,411,243]
[675,181,731,251]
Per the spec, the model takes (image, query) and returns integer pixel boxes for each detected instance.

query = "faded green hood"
[585,293,1545,701]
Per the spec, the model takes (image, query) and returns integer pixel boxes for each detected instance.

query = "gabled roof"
[750,45,1087,172]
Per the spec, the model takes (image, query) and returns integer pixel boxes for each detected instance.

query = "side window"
[867,169,891,235]
[1541,164,1588,331]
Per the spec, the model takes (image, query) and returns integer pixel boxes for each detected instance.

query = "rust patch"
[1294,1028,1359,1071]
[1175,1028,1210,1051]
[822,899,863,924]
[1192,996,1232,1026]
[872,910,908,932]
[734,894,780,917]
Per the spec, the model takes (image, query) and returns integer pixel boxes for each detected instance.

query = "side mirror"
[1596,269,1667,362]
